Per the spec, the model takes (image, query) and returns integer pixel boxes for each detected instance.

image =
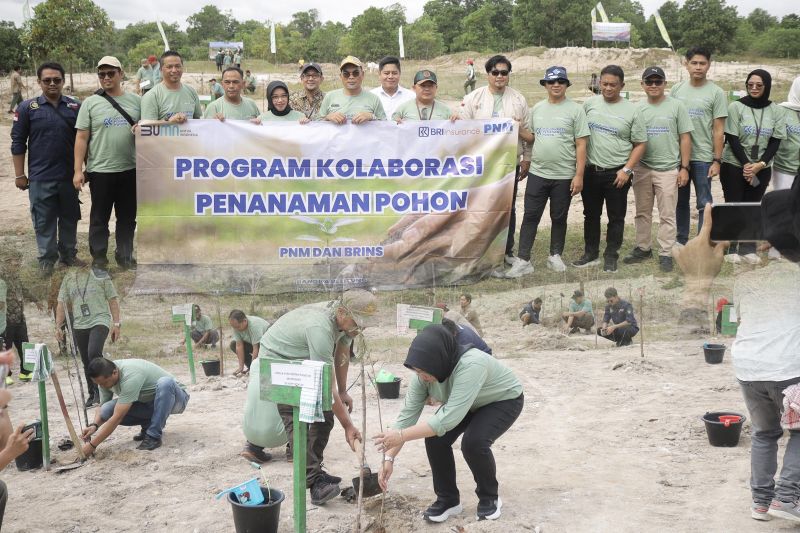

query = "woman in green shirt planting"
[374,325,524,523]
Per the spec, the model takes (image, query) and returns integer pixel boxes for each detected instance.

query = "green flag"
[654,11,673,48]
[596,2,609,23]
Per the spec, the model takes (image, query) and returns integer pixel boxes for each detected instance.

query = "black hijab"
[404,325,471,383]
[739,69,772,109]
[266,81,292,116]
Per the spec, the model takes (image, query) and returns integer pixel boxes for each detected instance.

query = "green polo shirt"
[528,98,590,179]
[722,101,786,168]
[231,315,270,346]
[775,106,800,175]
[316,89,386,121]
[98,359,184,405]
[569,298,593,314]
[392,98,453,121]
[75,92,141,173]
[57,270,118,330]
[394,348,523,437]
[203,97,260,120]
[638,96,694,171]
[260,109,306,122]
[141,83,202,121]
[584,95,647,168]
[192,314,214,333]
[669,80,728,162]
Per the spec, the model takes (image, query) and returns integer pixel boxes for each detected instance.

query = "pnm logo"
[483,121,514,134]
[140,124,180,137]
[418,126,430,137]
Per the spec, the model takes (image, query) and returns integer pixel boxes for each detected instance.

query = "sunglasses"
[545,79,568,85]
[97,70,118,79]
[643,79,665,86]
[40,77,63,85]
[490,69,510,77]
[746,83,764,89]
[341,69,361,78]
[302,73,321,79]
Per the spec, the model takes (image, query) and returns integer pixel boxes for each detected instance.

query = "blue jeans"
[676,161,713,244]
[28,179,80,265]
[739,377,800,504]
[99,377,189,440]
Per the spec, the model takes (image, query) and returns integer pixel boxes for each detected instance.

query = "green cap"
[413,69,438,85]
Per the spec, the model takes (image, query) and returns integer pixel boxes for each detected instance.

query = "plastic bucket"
[15,438,43,471]
[702,411,746,447]
[201,360,220,376]
[376,378,401,399]
[229,486,284,533]
[703,343,726,364]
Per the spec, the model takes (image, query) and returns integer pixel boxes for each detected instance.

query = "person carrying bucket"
[373,325,524,522]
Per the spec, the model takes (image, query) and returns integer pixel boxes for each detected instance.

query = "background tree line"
[0,0,798,74]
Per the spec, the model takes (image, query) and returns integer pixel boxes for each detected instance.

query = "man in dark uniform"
[11,62,82,275]
[598,287,639,346]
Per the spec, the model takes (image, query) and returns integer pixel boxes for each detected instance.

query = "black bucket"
[229,486,284,533]
[15,438,43,471]
[352,473,382,497]
[703,344,726,364]
[201,360,221,376]
[376,378,401,399]
[702,411,746,447]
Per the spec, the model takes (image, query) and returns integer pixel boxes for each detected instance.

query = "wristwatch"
[679,165,689,172]
[712,158,722,164]
[383,455,394,463]
[622,167,634,177]
[113,322,121,327]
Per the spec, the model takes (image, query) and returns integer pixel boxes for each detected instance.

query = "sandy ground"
[0,47,798,532]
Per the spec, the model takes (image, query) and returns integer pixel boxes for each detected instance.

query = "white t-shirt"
[732,261,800,381]
[370,85,415,118]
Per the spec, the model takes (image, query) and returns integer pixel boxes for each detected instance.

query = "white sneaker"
[724,253,742,264]
[505,259,534,278]
[768,247,783,261]
[742,253,762,265]
[504,254,516,266]
[547,254,566,272]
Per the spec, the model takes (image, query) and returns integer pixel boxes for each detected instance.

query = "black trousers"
[1,321,29,369]
[518,175,572,260]
[228,341,254,368]
[88,168,137,265]
[581,167,630,260]
[505,166,521,256]
[719,162,771,255]
[426,393,523,503]
[191,329,219,346]
[73,325,109,397]
[598,325,639,346]
[277,405,335,487]
[0,479,7,529]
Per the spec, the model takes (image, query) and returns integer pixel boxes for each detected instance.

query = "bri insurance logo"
[417,125,482,137]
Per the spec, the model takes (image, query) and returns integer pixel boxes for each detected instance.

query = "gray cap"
[299,62,323,76]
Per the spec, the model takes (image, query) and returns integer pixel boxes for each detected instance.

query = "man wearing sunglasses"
[289,62,325,119]
[460,55,532,267]
[73,56,141,271]
[316,56,386,124]
[623,66,693,273]
[11,62,83,275]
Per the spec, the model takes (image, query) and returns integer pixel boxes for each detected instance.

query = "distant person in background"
[464,59,476,95]
[562,290,594,334]
[371,56,414,117]
[233,49,241,69]
[223,50,232,69]
[458,293,483,336]
[215,49,224,72]
[598,287,638,346]
[588,73,600,95]
[7,66,24,113]
[520,297,542,326]
[720,69,785,265]
[671,47,728,245]
[148,55,161,84]
[441,317,492,355]
[290,63,325,119]
[134,59,154,95]
[208,78,224,100]
[228,310,270,376]
[244,70,256,95]
[191,305,219,348]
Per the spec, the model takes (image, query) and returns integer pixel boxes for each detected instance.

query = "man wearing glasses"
[460,55,531,268]
[11,62,83,275]
[623,67,693,273]
[289,62,325,119]
[141,50,202,123]
[73,56,141,271]
[316,56,386,124]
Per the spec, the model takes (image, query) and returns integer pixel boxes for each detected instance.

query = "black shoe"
[240,444,272,463]
[310,480,340,505]
[137,436,162,451]
[623,247,652,264]
[39,262,55,277]
[659,256,673,272]
[477,497,503,520]
[569,327,579,335]
[285,444,293,462]
[423,500,463,523]
[85,394,99,408]
[320,471,342,484]
[116,256,137,271]
[133,430,147,442]
[571,254,599,268]
[59,256,87,268]
[603,257,618,273]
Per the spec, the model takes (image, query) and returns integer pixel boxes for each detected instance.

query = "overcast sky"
[0,0,795,28]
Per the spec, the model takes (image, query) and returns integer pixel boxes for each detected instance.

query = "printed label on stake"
[270,364,317,388]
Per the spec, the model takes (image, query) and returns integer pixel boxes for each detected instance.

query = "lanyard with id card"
[74,271,92,318]
[749,107,764,162]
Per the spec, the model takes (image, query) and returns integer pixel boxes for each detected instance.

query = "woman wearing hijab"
[720,69,786,264]
[373,325,523,523]
[258,81,306,122]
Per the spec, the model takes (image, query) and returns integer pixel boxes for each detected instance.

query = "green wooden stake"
[22,342,50,470]
[171,305,197,385]
[183,323,197,385]
[292,406,307,533]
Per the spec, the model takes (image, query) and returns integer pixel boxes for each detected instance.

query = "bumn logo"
[140,124,180,137]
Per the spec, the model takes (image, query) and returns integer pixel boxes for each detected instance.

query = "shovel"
[352,439,381,497]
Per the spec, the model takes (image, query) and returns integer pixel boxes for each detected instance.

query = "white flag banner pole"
[270,22,277,54]
[156,20,170,51]
[596,2,609,23]
[654,11,674,50]
[399,26,405,59]
[591,7,597,24]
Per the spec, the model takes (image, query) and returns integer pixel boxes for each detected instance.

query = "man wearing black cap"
[624,66,693,273]
[289,62,325,119]
[392,70,456,122]
[562,290,594,334]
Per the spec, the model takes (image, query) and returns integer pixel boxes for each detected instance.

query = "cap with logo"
[642,66,666,80]
[339,56,364,69]
[300,62,323,76]
[540,65,571,86]
[413,69,437,85]
[572,290,583,299]
[340,289,379,328]
[97,56,122,69]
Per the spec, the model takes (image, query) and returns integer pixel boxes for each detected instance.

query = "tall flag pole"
[654,11,674,51]
[596,2,609,23]
[156,20,170,51]
[270,22,277,54]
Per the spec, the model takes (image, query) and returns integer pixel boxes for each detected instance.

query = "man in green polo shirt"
[190,305,219,348]
[55,267,121,406]
[670,47,728,244]
[141,50,202,123]
[316,56,386,124]
[203,67,259,121]
[81,357,189,453]
[562,289,595,334]
[74,56,141,270]
[624,66,693,273]
[134,59,154,95]
[392,70,456,122]
[228,310,270,376]
[208,78,224,100]
[506,66,589,278]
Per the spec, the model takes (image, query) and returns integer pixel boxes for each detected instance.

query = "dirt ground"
[0,47,798,532]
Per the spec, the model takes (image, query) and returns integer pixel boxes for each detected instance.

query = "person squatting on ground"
[374,325,524,523]
[81,357,189,453]
[598,287,638,346]
[228,310,270,376]
[520,297,542,326]
[190,305,218,348]
[457,293,483,336]
[562,290,595,334]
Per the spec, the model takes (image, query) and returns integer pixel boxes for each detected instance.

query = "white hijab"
[781,76,800,111]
